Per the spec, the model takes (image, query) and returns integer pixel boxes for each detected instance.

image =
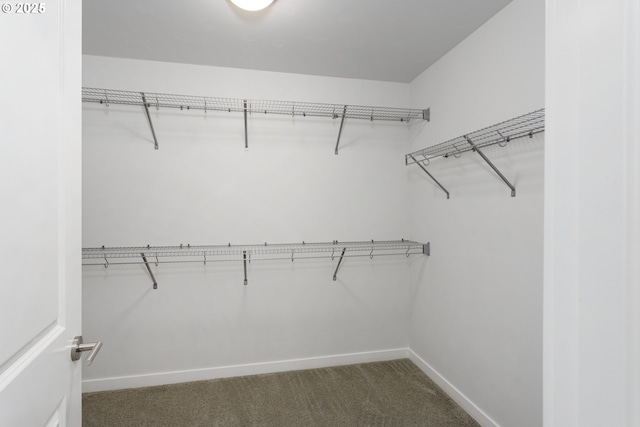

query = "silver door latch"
[71,336,103,366]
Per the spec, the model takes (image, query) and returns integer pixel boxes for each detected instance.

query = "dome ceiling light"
[229,0,274,12]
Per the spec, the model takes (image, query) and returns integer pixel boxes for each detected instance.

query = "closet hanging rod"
[82,87,430,123]
[405,108,544,164]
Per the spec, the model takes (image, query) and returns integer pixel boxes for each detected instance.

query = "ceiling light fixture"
[229,0,274,12]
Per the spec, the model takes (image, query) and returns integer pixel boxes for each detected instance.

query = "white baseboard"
[408,349,499,427]
[82,348,409,393]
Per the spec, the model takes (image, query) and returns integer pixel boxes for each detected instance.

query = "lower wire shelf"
[82,239,430,289]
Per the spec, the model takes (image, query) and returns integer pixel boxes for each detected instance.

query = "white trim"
[544,0,640,425]
[82,348,409,393]
[408,350,499,427]
[625,1,640,424]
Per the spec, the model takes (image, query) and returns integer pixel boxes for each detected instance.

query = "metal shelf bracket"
[333,247,347,281]
[243,100,248,149]
[140,253,158,289]
[141,94,159,150]
[243,250,248,285]
[334,106,347,155]
[409,155,450,199]
[465,136,516,197]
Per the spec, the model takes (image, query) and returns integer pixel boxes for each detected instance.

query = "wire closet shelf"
[405,108,545,198]
[83,240,428,265]
[82,88,429,123]
[83,240,430,288]
[405,108,544,164]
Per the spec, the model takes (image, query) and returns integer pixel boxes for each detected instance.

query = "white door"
[0,1,83,425]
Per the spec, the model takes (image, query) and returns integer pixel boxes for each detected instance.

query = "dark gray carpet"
[82,359,480,426]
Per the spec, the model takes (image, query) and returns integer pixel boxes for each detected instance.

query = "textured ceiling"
[83,0,513,83]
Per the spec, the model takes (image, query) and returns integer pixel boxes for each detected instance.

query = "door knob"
[71,336,103,366]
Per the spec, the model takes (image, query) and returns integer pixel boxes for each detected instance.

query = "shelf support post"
[243,250,248,286]
[423,242,430,256]
[334,106,347,155]
[141,94,159,150]
[332,247,347,281]
[140,253,158,289]
[464,136,516,197]
[243,100,248,149]
[409,155,450,199]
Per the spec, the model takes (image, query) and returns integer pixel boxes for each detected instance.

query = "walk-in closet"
[79,0,544,424]
[3,0,638,425]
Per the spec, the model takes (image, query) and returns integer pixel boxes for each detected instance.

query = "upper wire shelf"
[83,88,429,123]
[83,240,430,288]
[83,87,429,154]
[405,109,545,198]
[405,109,544,164]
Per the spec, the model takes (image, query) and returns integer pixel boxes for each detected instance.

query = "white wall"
[81,56,423,390]
[407,0,544,426]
